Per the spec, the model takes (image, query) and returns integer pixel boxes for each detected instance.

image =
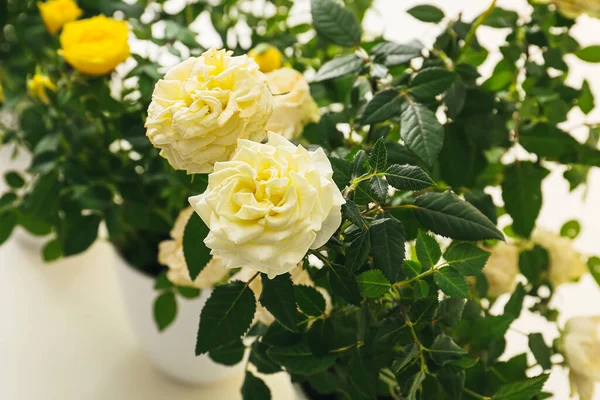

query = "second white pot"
[113,251,245,386]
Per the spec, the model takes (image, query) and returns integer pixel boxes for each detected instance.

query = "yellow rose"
[562,316,600,400]
[266,68,321,140]
[27,73,57,105]
[38,0,82,34]
[60,15,130,76]
[158,207,228,288]
[480,242,520,297]
[532,229,587,287]
[248,44,282,73]
[188,133,345,278]
[146,48,274,174]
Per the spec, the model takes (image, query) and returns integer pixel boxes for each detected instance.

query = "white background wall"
[1,0,600,398]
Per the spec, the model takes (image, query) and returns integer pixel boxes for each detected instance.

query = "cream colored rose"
[541,0,600,19]
[188,132,345,278]
[145,48,274,174]
[232,265,331,325]
[480,242,520,297]
[265,68,321,140]
[158,207,228,288]
[562,316,600,400]
[532,229,587,287]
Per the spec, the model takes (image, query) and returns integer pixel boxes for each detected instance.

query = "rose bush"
[146,48,274,174]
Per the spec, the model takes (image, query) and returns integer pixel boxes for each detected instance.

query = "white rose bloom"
[189,132,345,278]
[532,229,587,287]
[562,316,600,400]
[480,242,520,297]
[158,207,228,288]
[265,68,321,140]
[232,265,332,326]
[145,48,274,174]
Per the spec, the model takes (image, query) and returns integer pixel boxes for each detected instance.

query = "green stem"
[460,0,498,60]
[403,310,429,373]
[463,387,492,400]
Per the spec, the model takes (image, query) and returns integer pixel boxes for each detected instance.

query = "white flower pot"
[113,251,246,385]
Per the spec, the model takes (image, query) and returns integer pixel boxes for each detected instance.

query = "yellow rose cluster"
[148,47,338,280]
[37,0,130,76]
[27,73,57,104]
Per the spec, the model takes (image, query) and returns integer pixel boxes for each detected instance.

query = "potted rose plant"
[141,0,600,398]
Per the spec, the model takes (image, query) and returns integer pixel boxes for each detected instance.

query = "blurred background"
[1,0,599,398]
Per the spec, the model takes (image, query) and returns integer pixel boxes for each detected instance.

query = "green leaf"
[370,217,406,282]
[429,334,468,366]
[407,4,445,23]
[330,157,352,190]
[177,286,201,299]
[63,214,102,256]
[356,270,391,298]
[370,176,389,200]
[42,238,62,262]
[311,0,361,47]
[436,298,465,326]
[493,374,549,400]
[392,343,419,374]
[347,347,378,399]
[414,280,429,298]
[400,98,444,168]
[575,45,600,63]
[483,7,519,28]
[444,243,490,276]
[579,80,595,114]
[154,271,174,290]
[294,285,326,316]
[416,230,441,269]
[528,333,552,370]
[314,54,364,82]
[342,200,367,230]
[370,138,388,171]
[23,172,60,219]
[4,171,25,189]
[502,162,549,237]
[519,124,580,160]
[267,343,336,375]
[444,80,467,119]
[345,229,371,271]
[0,212,17,246]
[209,339,245,366]
[414,192,504,241]
[196,281,256,355]
[409,68,457,99]
[589,257,600,287]
[504,283,526,319]
[241,371,271,400]
[362,90,402,124]
[154,292,177,332]
[183,212,212,281]
[371,40,423,67]
[250,341,282,374]
[385,164,435,191]
[519,245,548,283]
[402,260,421,278]
[464,190,497,225]
[560,219,581,239]
[434,267,469,298]
[329,264,361,306]
[0,193,17,213]
[260,273,302,332]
